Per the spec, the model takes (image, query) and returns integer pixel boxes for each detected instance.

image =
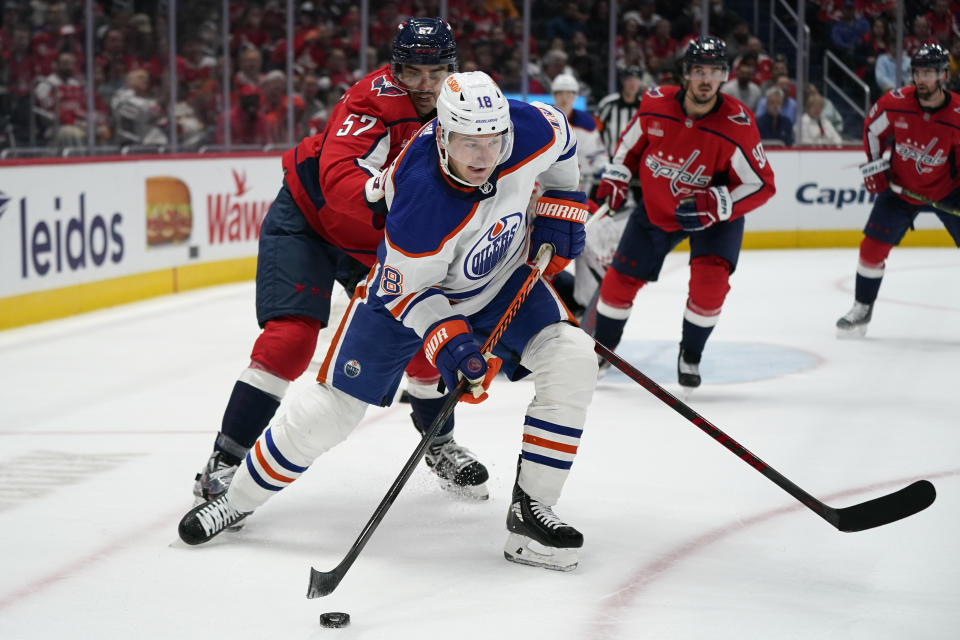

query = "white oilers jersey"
[370,99,579,339]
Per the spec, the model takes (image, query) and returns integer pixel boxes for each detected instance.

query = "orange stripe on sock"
[522,434,578,454]
[254,440,296,484]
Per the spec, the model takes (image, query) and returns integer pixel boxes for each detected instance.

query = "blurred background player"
[180,71,597,572]
[586,36,775,392]
[837,43,960,337]
[192,18,493,512]
[547,72,609,316]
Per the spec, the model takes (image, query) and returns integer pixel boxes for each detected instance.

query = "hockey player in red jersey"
[192,18,492,508]
[586,36,775,392]
[836,43,960,337]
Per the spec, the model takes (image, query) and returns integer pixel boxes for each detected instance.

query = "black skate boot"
[677,346,701,390]
[192,450,245,530]
[178,494,251,546]
[836,301,873,338]
[424,436,490,500]
[504,484,582,571]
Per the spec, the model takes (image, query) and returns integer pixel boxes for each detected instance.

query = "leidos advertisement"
[0,155,278,298]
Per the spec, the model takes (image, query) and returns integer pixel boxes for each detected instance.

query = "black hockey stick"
[307,244,555,598]
[890,183,960,218]
[592,340,936,532]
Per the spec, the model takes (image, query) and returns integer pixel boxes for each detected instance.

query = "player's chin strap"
[890,183,960,218]
[307,244,556,599]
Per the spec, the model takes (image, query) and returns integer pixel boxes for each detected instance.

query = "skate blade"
[438,478,490,501]
[836,324,868,339]
[503,532,578,571]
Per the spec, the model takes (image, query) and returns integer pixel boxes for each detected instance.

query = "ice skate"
[424,436,490,500]
[504,485,582,571]
[192,451,245,530]
[836,301,873,338]
[178,494,251,546]
[597,354,611,378]
[678,347,701,397]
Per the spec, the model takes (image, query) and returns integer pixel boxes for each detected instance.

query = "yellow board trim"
[0,227,955,330]
[0,257,257,330]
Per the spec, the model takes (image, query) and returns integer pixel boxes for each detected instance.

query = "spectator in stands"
[179,32,216,91]
[628,1,660,39]
[721,57,762,111]
[544,2,588,43]
[948,38,960,91]
[755,74,798,123]
[111,68,167,145]
[4,23,38,141]
[799,93,842,146]
[927,0,959,46]
[756,87,794,146]
[232,4,270,55]
[904,15,937,58]
[874,38,910,93]
[531,49,571,94]
[216,83,268,146]
[763,55,791,93]
[853,16,889,83]
[724,21,751,61]
[830,1,870,56]
[646,19,678,72]
[569,30,602,100]
[707,0,742,41]
[731,36,773,86]
[805,83,844,136]
[34,50,88,145]
[235,46,263,89]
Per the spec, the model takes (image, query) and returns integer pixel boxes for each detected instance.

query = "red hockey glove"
[674,186,733,232]
[594,163,631,212]
[860,157,890,195]
[423,316,502,404]
[529,190,588,276]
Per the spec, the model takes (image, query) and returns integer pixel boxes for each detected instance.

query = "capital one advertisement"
[0,155,279,299]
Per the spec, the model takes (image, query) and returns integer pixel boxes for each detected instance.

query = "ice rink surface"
[1,248,958,639]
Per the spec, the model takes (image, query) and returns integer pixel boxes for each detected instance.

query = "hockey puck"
[319,612,351,628]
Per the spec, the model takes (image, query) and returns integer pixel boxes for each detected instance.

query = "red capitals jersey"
[864,85,960,203]
[282,65,425,266]
[613,85,776,231]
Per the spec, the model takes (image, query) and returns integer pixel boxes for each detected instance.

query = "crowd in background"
[0,0,956,153]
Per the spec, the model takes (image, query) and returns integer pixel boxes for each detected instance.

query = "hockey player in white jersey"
[179,71,599,572]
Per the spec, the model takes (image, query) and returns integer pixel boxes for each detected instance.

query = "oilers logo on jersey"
[644,149,711,196]
[464,212,523,280]
[344,359,362,377]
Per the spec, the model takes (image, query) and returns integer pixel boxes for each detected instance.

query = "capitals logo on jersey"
[463,212,523,280]
[644,149,711,196]
[895,136,948,174]
[728,106,752,126]
[372,74,407,97]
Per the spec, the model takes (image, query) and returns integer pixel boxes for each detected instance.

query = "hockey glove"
[363,169,389,229]
[529,190,588,276]
[594,163,631,212]
[860,157,890,195]
[674,186,733,232]
[424,316,502,404]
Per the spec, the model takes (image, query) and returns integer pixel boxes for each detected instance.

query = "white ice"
[1,248,958,640]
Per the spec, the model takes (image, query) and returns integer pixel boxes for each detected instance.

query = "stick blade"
[306,567,341,599]
[835,480,936,532]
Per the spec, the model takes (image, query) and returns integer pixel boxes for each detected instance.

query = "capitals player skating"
[180,71,599,572]
[836,43,960,337]
[191,18,492,510]
[586,36,775,392]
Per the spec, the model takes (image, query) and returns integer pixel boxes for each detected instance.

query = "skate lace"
[428,439,476,469]
[529,500,564,530]
[196,498,243,536]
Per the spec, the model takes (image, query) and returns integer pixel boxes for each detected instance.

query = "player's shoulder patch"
[726,104,753,126]
[370,73,408,97]
[645,85,665,98]
[513,99,562,147]
[890,87,907,100]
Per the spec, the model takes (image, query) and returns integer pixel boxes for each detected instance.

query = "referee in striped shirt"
[595,66,646,155]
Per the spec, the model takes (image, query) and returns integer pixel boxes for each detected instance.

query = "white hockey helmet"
[436,71,514,186]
